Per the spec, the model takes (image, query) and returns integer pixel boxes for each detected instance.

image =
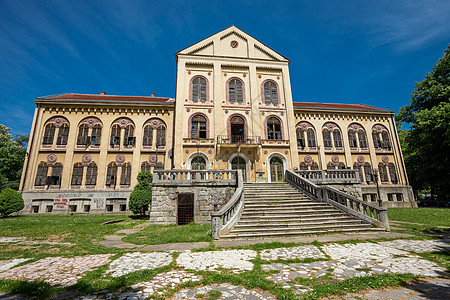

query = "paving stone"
[105,252,172,277]
[0,254,112,286]
[0,236,74,245]
[177,250,257,272]
[0,259,29,273]
[173,283,276,299]
[378,239,450,253]
[0,237,26,243]
[260,245,325,261]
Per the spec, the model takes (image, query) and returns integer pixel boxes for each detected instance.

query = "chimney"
[100,91,106,95]
[151,92,155,97]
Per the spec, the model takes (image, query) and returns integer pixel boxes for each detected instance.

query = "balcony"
[217,135,261,146]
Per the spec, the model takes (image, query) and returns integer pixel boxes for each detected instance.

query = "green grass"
[122,223,213,245]
[388,207,450,227]
[0,215,145,259]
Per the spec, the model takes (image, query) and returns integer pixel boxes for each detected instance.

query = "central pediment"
[176,26,289,62]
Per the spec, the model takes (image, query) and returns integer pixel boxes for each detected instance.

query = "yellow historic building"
[19,26,414,214]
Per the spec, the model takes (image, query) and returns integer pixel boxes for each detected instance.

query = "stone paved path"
[177,249,257,272]
[105,251,173,277]
[260,244,326,261]
[0,259,29,272]
[172,283,276,300]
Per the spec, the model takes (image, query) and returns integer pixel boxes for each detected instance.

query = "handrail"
[295,169,361,184]
[216,135,261,145]
[286,170,389,230]
[211,170,244,239]
[153,170,237,184]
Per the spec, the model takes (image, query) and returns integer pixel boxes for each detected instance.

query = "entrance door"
[270,157,284,182]
[231,156,247,182]
[177,193,194,225]
[230,116,245,143]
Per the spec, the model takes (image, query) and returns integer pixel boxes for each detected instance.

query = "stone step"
[242,206,336,212]
[222,227,385,239]
[241,209,341,216]
[238,214,356,222]
[228,223,373,233]
[244,202,327,208]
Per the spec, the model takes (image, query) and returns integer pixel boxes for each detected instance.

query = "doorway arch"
[228,152,250,182]
[266,153,288,182]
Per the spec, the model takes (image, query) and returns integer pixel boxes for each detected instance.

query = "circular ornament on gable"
[264,150,268,155]
[284,150,288,155]
[149,155,157,163]
[230,40,239,48]
[185,150,189,154]
[47,154,57,164]
[208,150,213,155]
[382,155,389,163]
[116,154,125,164]
[81,154,92,164]
[331,155,339,163]
[304,155,312,163]
[357,155,365,164]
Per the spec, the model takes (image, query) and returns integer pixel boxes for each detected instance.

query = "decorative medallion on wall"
[281,112,284,116]
[261,112,265,115]
[245,111,249,115]
[149,155,157,163]
[351,123,362,130]
[225,150,229,154]
[304,155,312,163]
[151,119,162,126]
[81,154,92,164]
[208,109,212,113]
[375,125,383,132]
[243,73,246,77]
[224,72,227,76]
[326,123,336,130]
[185,150,189,154]
[187,71,191,75]
[230,40,239,48]
[258,75,262,79]
[284,151,288,155]
[47,154,57,164]
[382,155,389,163]
[264,150,268,155]
[208,72,211,76]
[116,154,125,164]
[331,155,339,163]
[114,118,132,128]
[186,108,190,112]
[224,110,228,114]
[48,116,67,128]
[208,150,212,155]
[185,99,188,102]
[357,155,365,164]
[277,76,280,80]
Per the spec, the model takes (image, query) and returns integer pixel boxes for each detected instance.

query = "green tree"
[397,44,450,199]
[0,188,24,217]
[0,125,28,191]
[129,171,153,215]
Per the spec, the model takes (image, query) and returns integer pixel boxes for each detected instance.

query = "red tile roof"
[37,93,174,103]
[293,101,390,112]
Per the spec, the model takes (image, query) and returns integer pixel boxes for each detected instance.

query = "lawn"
[388,207,450,227]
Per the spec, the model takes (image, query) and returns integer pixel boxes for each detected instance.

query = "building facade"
[19,26,414,214]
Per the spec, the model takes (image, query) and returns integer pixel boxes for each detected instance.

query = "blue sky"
[1,0,449,136]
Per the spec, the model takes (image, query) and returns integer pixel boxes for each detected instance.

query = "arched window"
[333,129,343,148]
[327,162,336,170]
[106,162,118,187]
[71,163,84,186]
[364,162,373,183]
[143,124,153,146]
[141,161,151,172]
[91,124,102,146]
[296,128,305,148]
[323,128,332,147]
[348,129,357,148]
[338,162,346,169]
[120,163,132,186]
[388,163,398,184]
[51,163,63,186]
[35,162,48,186]
[156,125,166,147]
[311,162,319,170]
[381,131,391,150]
[267,117,282,140]
[155,162,164,170]
[353,162,364,182]
[299,162,308,170]
[379,162,389,182]
[307,128,316,147]
[191,156,206,170]
[86,162,97,186]
[228,78,243,103]
[263,81,278,105]
[230,115,245,143]
[124,124,135,147]
[191,115,207,138]
[110,124,121,146]
[77,123,89,145]
[56,123,69,146]
[43,123,56,145]
[358,130,367,148]
[192,76,207,102]
[372,130,382,149]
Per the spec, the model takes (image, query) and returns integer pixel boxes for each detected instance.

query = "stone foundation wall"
[149,184,235,225]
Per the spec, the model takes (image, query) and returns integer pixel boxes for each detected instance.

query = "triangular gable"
[176,26,289,62]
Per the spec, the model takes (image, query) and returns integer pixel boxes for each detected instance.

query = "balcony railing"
[217,135,261,145]
[295,169,361,184]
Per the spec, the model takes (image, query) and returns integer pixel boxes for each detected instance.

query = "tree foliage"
[129,171,152,215]
[0,125,28,191]
[396,44,450,199]
[0,188,24,217]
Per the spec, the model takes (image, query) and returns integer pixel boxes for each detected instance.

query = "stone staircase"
[222,182,384,239]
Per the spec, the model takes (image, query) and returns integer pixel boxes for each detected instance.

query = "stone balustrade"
[153,170,237,185]
[295,169,361,184]
[286,170,389,230]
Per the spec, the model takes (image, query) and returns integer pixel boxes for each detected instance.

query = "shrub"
[129,171,152,215]
[0,188,24,217]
